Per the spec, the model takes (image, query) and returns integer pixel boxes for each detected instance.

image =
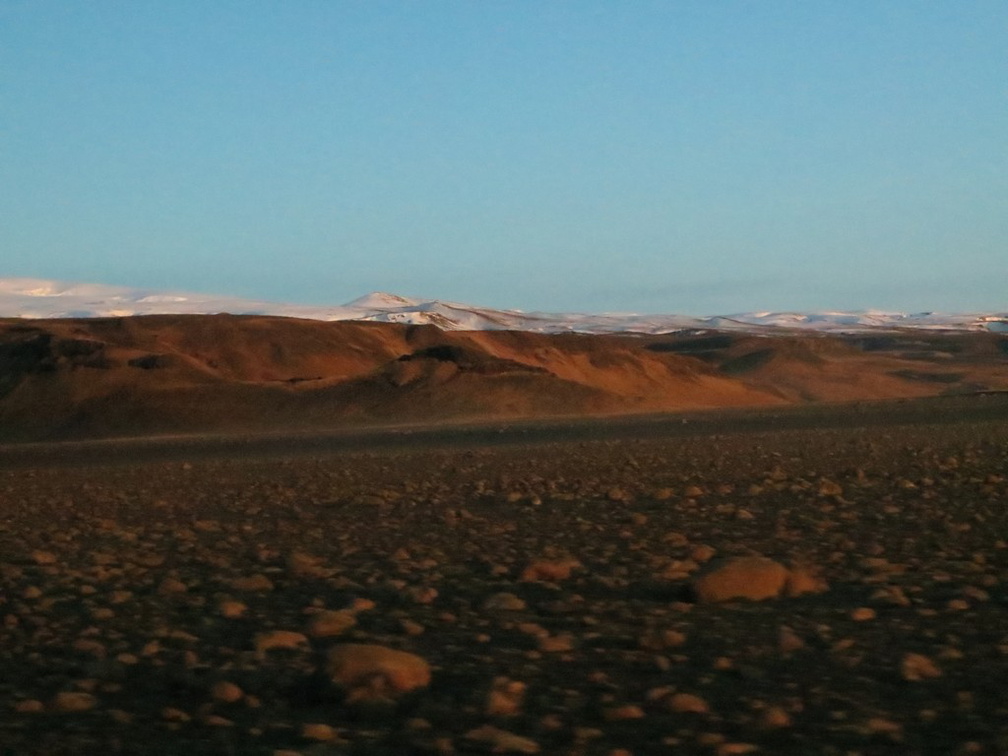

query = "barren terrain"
[2,316,1008,442]
[1,396,1007,755]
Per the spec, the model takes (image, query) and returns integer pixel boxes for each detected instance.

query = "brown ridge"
[1,315,1006,441]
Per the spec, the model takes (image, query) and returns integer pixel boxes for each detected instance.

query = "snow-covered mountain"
[1,277,1005,334]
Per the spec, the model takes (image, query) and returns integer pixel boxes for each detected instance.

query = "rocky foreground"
[1,401,1007,755]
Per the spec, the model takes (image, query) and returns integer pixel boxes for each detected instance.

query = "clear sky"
[2,1,1005,314]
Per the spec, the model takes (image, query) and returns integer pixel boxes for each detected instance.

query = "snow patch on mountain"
[0,278,1005,334]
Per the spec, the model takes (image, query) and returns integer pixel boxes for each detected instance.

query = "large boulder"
[692,556,826,602]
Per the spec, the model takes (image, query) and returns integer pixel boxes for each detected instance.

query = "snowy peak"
[343,292,427,309]
[0,277,1005,334]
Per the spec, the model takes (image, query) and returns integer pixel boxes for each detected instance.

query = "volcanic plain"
[1,395,1007,755]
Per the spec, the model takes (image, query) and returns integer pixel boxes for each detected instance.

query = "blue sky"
[2,1,1005,314]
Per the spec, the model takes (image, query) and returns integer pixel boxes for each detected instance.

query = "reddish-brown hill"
[1,316,1006,440]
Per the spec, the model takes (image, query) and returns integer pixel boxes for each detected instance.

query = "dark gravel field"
[1,396,1007,755]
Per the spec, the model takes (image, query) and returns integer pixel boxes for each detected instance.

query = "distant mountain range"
[2,277,1006,334]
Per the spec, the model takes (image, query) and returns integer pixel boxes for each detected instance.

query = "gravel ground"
[1,399,1006,755]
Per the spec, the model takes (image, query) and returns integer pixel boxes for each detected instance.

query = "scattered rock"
[52,692,97,713]
[218,599,248,618]
[232,574,275,592]
[326,644,431,700]
[287,551,330,579]
[668,692,710,714]
[692,557,790,602]
[901,652,942,681]
[210,681,244,704]
[760,706,792,728]
[301,722,339,741]
[306,609,357,638]
[254,630,309,657]
[818,479,844,497]
[483,592,527,611]
[603,704,645,720]
[778,626,805,653]
[690,544,717,562]
[538,633,576,653]
[520,557,580,582]
[464,724,540,754]
[157,577,188,595]
[486,677,526,716]
[784,565,828,597]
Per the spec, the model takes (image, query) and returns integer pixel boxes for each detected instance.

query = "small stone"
[465,724,540,754]
[901,652,941,681]
[52,692,97,713]
[287,552,329,579]
[405,585,439,604]
[400,619,425,635]
[232,574,274,592]
[870,586,911,607]
[818,479,843,497]
[603,704,645,720]
[219,599,248,619]
[210,681,244,704]
[760,706,792,728]
[302,723,338,741]
[778,626,805,653]
[486,677,526,717]
[350,597,376,612]
[31,550,58,565]
[690,544,717,562]
[851,607,877,621]
[520,558,580,582]
[668,692,710,714]
[483,592,527,611]
[326,644,431,700]
[538,634,575,653]
[717,744,758,755]
[71,638,107,658]
[306,609,357,638]
[157,577,188,595]
[14,700,44,714]
[866,717,903,740]
[254,630,309,657]
[639,629,687,650]
[161,707,191,722]
[785,566,827,597]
